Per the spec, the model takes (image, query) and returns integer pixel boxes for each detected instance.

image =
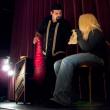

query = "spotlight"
[8,70,15,76]
[3,59,9,64]
[2,64,10,72]
[2,56,10,64]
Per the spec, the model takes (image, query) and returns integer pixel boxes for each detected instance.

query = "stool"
[78,63,107,104]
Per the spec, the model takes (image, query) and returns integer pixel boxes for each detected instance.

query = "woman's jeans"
[52,53,104,105]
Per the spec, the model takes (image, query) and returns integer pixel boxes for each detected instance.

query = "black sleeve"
[76,29,103,51]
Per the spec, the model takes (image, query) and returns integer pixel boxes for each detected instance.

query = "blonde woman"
[48,13,107,107]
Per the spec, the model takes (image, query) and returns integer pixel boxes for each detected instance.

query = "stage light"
[2,64,10,72]
[1,56,15,77]
[3,59,9,64]
[8,70,15,76]
[2,56,10,64]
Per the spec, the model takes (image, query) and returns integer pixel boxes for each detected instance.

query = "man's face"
[50,10,62,22]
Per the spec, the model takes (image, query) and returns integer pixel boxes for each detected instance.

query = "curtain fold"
[10,0,110,62]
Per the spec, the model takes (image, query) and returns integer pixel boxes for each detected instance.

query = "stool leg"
[79,76,82,99]
[103,73,107,102]
[88,67,92,104]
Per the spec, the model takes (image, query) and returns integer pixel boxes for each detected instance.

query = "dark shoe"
[43,100,66,108]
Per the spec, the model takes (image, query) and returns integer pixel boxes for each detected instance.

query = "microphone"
[56,16,62,22]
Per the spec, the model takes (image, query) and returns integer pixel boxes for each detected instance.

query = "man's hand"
[33,32,41,44]
[33,36,40,44]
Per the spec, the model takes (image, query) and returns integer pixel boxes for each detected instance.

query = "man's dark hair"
[51,3,63,10]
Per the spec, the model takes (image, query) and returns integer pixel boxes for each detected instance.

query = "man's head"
[50,3,63,22]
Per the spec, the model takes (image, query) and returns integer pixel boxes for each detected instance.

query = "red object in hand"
[34,38,46,84]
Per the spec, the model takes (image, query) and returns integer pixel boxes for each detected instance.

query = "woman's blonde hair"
[78,13,101,40]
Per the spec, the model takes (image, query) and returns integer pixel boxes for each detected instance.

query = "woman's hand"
[68,30,78,44]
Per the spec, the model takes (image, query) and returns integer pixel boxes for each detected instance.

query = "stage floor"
[0,101,109,110]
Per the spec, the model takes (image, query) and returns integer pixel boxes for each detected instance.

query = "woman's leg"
[54,59,62,76]
[52,53,103,106]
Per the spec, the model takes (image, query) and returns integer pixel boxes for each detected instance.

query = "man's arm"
[33,18,47,44]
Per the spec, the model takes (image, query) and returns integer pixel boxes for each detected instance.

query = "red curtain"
[10,0,110,62]
[9,0,110,101]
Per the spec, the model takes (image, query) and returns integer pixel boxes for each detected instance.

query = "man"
[33,3,72,100]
